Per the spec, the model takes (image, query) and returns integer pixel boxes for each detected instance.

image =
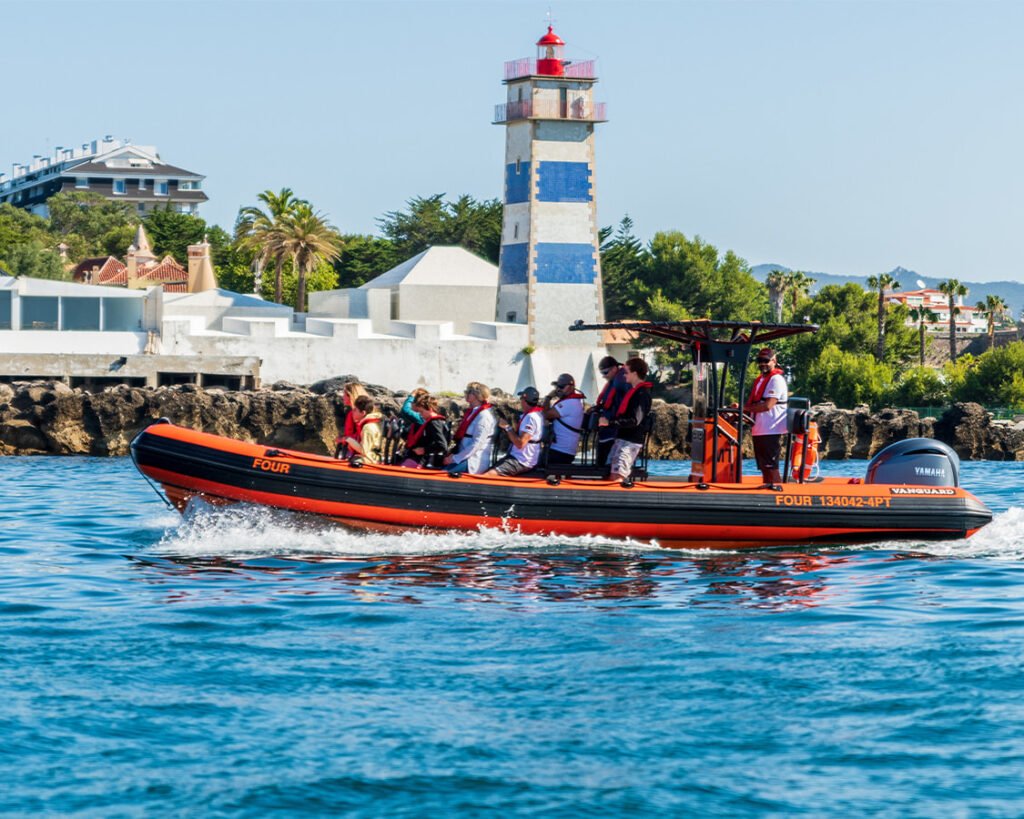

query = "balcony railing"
[494,99,607,124]
[503,58,597,81]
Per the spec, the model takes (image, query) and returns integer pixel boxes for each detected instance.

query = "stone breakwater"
[0,378,1022,461]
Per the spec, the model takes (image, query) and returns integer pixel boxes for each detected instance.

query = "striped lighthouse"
[494,26,608,387]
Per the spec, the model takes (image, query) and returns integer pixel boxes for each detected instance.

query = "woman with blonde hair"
[445,382,496,474]
[335,381,369,458]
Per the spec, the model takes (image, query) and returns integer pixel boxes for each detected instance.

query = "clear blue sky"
[4,0,1023,283]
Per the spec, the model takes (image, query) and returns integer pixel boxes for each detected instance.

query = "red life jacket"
[616,382,653,416]
[747,368,784,406]
[453,403,492,442]
[357,416,380,435]
[517,405,544,438]
[406,413,444,449]
[597,381,617,409]
[555,390,586,405]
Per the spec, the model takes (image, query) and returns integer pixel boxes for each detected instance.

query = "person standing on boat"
[592,356,630,468]
[485,387,546,476]
[543,373,586,465]
[599,358,653,480]
[344,395,384,464]
[744,347,788,487]
[445,382,496,475]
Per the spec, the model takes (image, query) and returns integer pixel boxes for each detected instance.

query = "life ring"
[791,421,820,480]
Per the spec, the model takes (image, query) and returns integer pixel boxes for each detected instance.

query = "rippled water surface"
[1,456,1023,816]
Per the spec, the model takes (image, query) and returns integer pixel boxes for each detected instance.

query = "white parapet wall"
[160,312,603,394]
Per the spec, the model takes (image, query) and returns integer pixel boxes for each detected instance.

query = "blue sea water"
[0,456,1023,817]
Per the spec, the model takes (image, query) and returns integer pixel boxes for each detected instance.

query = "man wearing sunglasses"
[592,355,629,469]
[743,347,788,487]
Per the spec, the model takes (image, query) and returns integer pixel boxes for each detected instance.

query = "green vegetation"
[1,188,1020,410]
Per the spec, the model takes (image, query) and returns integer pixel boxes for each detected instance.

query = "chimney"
[127,244,139,288]
[187,236,217,292]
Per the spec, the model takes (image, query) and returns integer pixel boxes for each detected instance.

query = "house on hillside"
[887,288,988,335]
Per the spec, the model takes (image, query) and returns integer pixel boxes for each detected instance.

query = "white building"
[887,288,988,334]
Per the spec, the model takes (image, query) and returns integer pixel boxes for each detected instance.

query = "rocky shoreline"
[0,378,1021,461]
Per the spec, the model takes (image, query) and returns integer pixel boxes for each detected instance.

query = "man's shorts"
[609,440,642,477]
[753,434,782,470]
[492,455,534,476]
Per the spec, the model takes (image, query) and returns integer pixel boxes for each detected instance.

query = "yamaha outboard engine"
[865,438,960,487]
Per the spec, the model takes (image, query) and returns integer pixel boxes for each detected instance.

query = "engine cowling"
[865,438,960,487]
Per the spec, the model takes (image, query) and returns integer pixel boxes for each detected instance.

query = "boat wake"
[154,499,665,558]
[154,498,1023,560]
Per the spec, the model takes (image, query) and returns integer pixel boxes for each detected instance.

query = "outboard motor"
[865,438,960,487]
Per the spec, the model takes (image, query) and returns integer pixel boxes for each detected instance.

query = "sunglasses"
[599,368,612,376]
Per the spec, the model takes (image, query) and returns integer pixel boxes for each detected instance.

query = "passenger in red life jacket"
[485,386,546,477]
[344,395,383,464]
[598,357,653,481]
[743,347,788,487]
[543,373,586,465]
[400,393,449,469]
[444,381,496,475]
[335,381,369,459]
[591,356,630,468]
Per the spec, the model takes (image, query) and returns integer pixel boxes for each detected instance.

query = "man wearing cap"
[592,356,630,468]
[485,386,546,476]
[543,373,586,465]
[744,347,788,487]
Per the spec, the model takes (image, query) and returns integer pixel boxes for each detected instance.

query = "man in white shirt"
[485,387,545,476]
[743,347,788,487]
[543,373,585,465]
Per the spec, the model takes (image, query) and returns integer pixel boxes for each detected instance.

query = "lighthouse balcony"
[494,100,607,124]
[504,58,597,81]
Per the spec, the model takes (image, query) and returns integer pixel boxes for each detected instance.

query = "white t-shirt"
[752,373,788,436]
[550,396,585,456]
[511,411,544,467]
[452,407,496,474]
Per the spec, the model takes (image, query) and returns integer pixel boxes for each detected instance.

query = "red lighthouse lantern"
[536,25,565,76]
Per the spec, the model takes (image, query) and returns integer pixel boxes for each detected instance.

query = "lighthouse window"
[515,158,521,174]
[513,223,519,239]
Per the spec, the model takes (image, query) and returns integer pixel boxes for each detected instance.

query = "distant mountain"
[750,264,1024,318]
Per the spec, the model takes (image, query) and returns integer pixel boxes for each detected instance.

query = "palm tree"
[975,294,1009,350]
[766,270,787,323]
[235,188,306,303]
[783,270,815,321]
[276,203,343,313]
[938,278,969,362]
[908,305,938,366]
[866,272,900,361]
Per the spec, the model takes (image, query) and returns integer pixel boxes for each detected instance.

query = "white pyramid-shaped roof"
[360,246,498,290]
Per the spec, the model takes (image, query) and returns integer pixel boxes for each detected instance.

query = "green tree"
[235,188,306,302]
[885,366,948,407]
[908,305,938,366]
[144,207,207,262]
[379,194,502,263]
[866,272,900,361]
[937,278,969,362]
[644,231,765,321]
[2,240,68,280]
[333,234,399,288]
[0,203,54,259]
[975,293,1009,350]
[765,269,787,323]
[803,344,895,408]
[46,191,137,257]
[783,270,815,321]
[275,204,343,312]
[263,258,338,307]
[954,342,1024,407]
[599,215,649,320]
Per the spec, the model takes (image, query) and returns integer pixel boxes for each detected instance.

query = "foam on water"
[155,499,664,558]
[154,497,1023,561]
